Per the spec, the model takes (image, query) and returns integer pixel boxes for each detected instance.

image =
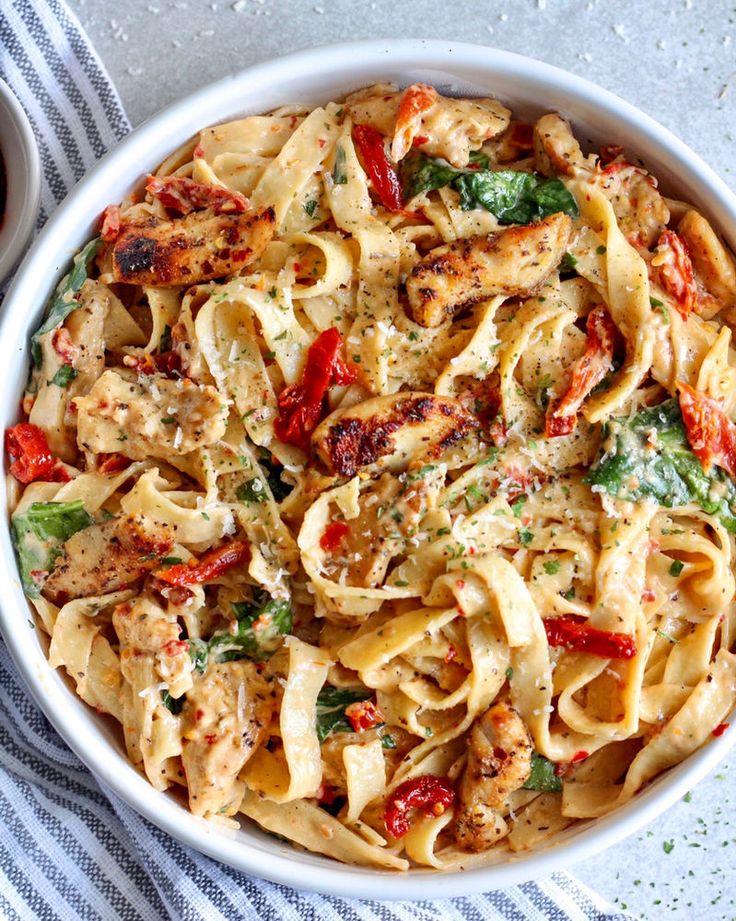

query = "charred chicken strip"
[110,206,275,286]
[454,701,533,852]
[312,392,477,477]
[406,213,572,327]
[181,661,274,817]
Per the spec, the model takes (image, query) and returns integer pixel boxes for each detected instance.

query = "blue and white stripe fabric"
[0,3,632,918]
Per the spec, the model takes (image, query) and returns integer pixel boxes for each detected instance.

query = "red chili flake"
[161,639,189,657]
[100,204,122,241]
[712,723,730,737]
[52,327,77,364]
[384,775,456,839]
[444,644,457,664]
[145,174,249,215]
[352,123,404,212]
[97,452,132,475]
[599,143,624,164]
[543,615,636,659]
[455,579,466,589]
[641,588,657,603]
[274,327,356,449]
[345,699,384,732]
[204,733,218,745]
[546,306,617,438]
[655,230,697,319]
[193,143,205,159]
[571,750,589,763]
[411,135,429,147]
[317,783,337,805]
[152,539,249,586]
[195,708,205,721]
[678,380,736,479]
[123,351,182,378]
[5,423,69,484]
[318,138,326,149]
[320,520,349,552]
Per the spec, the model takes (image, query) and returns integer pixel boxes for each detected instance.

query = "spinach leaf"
[256,447,293,502]
[31,238,102,368]
[208,594,292,663]
[188,638,209,674]
[400,152,578,224]
[523,753,562,793]
[11,500,93,596]
[49,365,78,388]
[315,686,369,743]
[587,399,736,532]
[161,690,184,714]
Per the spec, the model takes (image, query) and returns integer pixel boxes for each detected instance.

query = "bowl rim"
[1,38,736,901]
[0,78,41,284]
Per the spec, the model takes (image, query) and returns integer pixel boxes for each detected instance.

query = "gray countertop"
[67,1,736,917]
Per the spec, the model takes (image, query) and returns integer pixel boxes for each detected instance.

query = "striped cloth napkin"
[0,3,633,919]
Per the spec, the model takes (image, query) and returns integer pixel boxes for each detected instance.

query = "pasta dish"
[8,82,736,871]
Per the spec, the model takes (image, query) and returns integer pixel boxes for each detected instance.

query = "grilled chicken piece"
[533,113,595,178]
[114,596,194,699]
[406,213,572,327]
[454,701,533,852]
[678,210,736,308]
[347,84,510,168]
[109,206,275,286]
[182,660,275,817]
[43,515,174,604]
[75,369,227,460]
[312,392,477,477]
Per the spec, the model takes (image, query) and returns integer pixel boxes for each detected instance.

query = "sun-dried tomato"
[678,380,736,478]
[384,774,455,839]
[352,124,404,212]
[5,423,68,484]
[543,615,636,659]
[274,327,356,449]
[655,230,697,319]
[546,306,616,438]
[145,174,249,215]
[153,539,249,586]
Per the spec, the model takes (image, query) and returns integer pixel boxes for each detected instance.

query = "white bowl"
[0,79,40,284]
[1,40,735,900]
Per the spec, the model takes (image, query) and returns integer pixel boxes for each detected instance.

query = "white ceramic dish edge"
[1,40,735,900]
[0,78,40,284]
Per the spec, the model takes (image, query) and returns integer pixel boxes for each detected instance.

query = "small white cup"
[0,79,40,285]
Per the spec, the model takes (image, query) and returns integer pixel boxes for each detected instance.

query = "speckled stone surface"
[66,1,736,917]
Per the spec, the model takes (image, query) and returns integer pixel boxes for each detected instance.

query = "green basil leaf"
[209,595,292,663]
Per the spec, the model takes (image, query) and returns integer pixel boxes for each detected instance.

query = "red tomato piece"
[384,774,456,839]
[655,230,697,319]
[352,124,404,212]
[145,174,250,215]
[97,452,132,474]
[274,327,356,450]
[390,83,439,163]
[153,539,249,586]
[545,306,616,438]
[543,615,636,659]
[677,381,736,478]
[100,204,122,241]
[320,520,349,552]
[344,699,384,733]
[5,423,68,484]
